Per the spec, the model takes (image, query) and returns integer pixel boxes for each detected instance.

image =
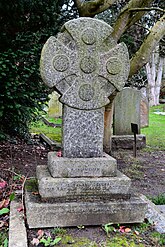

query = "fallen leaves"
[17,206,23,212]
[37,229,44,239]
[124,227,132,233]
[103,223,142,237]
[0,199,9,209]
[0,181,7,189]
[31,229,45,246]
[31,229,62,246]
[118,226,131,233]
[0,220,6,228]
[57,150,62,157]
[31,238,40,246]
[32,191,39,195]
[134,230,140,235]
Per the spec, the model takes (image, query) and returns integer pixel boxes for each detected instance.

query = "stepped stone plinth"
[25,17,146,228]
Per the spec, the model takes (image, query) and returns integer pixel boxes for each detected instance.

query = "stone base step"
[48,152,117,178]
[37,165,131,200]
[25,191,147,228]
[112,134,146,150]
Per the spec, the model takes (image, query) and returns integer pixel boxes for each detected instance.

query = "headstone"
[112,135,146,150]
[47,91,62,118]
[25,17,146,228]
[140,87,149,127]
[114,88,141,135]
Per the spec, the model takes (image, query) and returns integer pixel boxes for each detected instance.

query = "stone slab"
[48,91,62,118]
[25,191,147,228]
[112,134,146,150]
[141,195,165,233]
[9,200,28,247]
[48,152,117,177]
[114,88,141,135]
[157,205,165,216]
[40,133,61,151]
[37,165,131,200]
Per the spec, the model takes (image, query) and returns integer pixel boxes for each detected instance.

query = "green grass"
[141,104,165,150]
[30,118,62,143]
[29,223,165,247]
[46,116,62,125]
[0,230,8,247]
[30,104,165,149]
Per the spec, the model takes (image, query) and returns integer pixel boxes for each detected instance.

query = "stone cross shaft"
[40,18,129,158]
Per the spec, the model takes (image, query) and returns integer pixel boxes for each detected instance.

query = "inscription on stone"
[47,153,117,178]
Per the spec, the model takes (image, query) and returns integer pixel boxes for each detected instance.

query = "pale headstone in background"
[48,91,62,118]
[114,87,141,135]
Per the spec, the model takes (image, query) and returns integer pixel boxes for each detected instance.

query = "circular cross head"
[53,54,69,72]
[106,57,122,75]
[81,28,96,45]
[80,56,97,74]
[79,84,95,101]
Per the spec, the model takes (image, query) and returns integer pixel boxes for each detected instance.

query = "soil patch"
[1,140,164,197]
[0,139,165,246]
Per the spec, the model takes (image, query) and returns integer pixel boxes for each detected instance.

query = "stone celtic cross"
[40,18,129,158]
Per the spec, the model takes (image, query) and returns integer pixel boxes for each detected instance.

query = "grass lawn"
[141,104,165,150]
[30,105,165,151]
[30,115,62,143]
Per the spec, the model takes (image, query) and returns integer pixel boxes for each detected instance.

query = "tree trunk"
[146,49,164,106]
[155,57,164,105]
[129,14,165,78]
[103,93,117,154]
[111,0,153,41]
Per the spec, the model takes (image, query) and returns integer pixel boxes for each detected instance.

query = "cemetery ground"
[0,105,165,246]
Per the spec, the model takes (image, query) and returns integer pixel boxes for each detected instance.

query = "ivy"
[0,1,64,139]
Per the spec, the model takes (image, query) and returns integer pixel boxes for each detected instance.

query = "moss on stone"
[25,178,38,192]
[60,235,98,246]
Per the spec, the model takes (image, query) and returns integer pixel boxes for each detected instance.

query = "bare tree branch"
[111,0,154,41]
[129,7,165,13]
[74,0,117,17]
[134,23,151,33]
[129,14,165,78]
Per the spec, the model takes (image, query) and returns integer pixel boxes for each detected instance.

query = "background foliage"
[0,0,164,140]
[0,0,64,139]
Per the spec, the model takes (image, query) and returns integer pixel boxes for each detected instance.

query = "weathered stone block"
[25,191,147,228]
[48,152,117,177]
[9,200,28,247]
[112,134,146,150]
[37,165,131,201]
[48,91,62,118]
[114,88,141,135]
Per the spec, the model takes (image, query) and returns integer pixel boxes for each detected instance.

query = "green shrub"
[0,1,63,139]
